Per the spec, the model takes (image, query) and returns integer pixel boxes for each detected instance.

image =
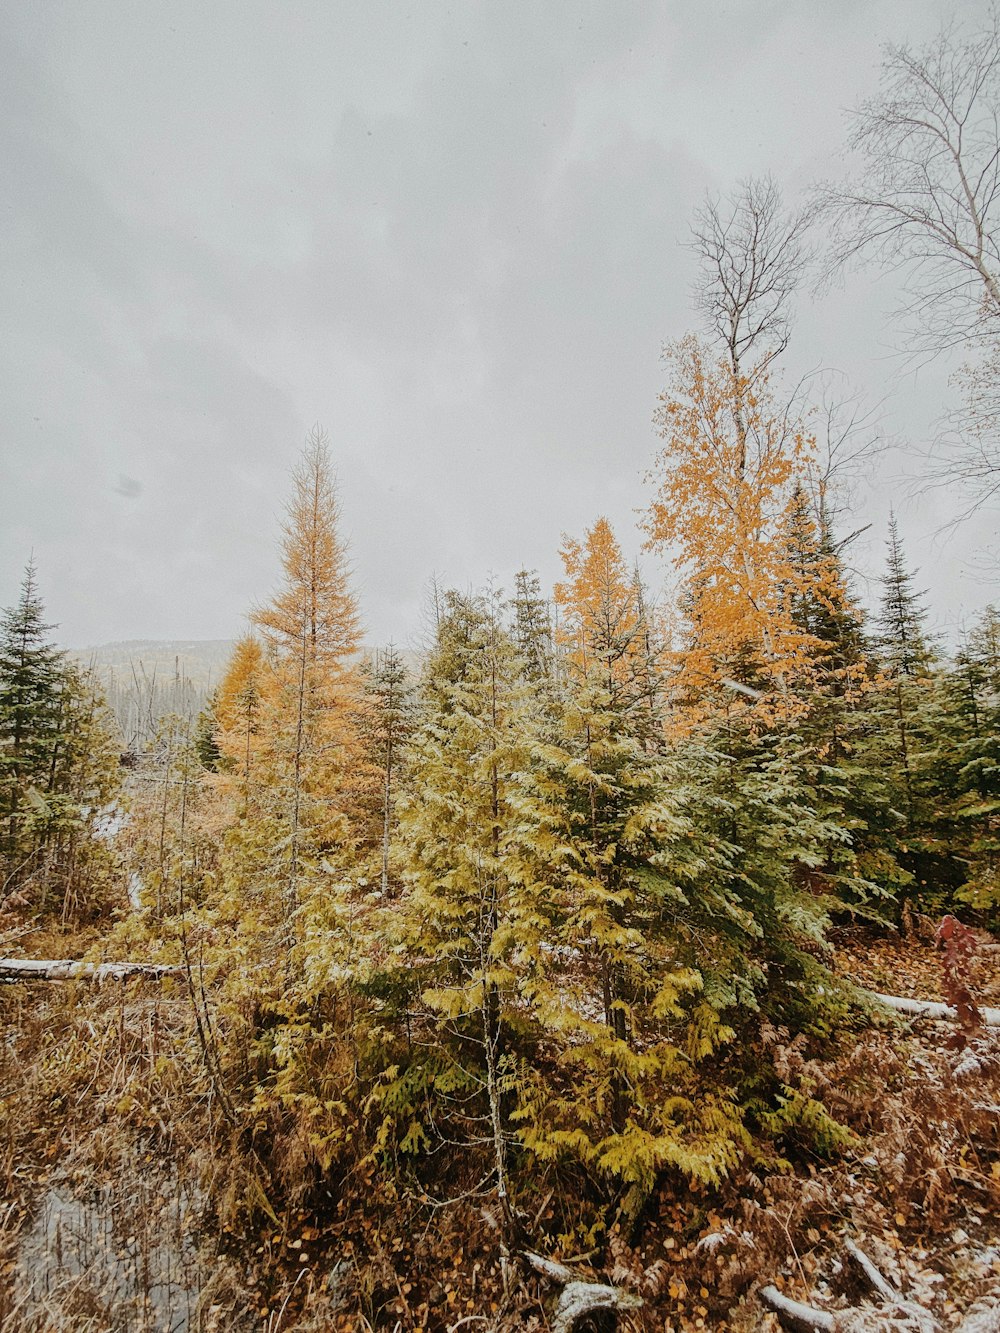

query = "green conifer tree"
[0,561,121,912]
[393,588,546,1230]
[0,561,67,861]
[937,606,1000,910]
[511,522,747,1212]
[510,568,553,683]
[865,518,950,915]
[357,644,415,894]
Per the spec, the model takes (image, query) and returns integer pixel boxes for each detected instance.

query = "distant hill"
[69,641,235,749]
[70,639,423,687]
[69,639,424,749]
[71,640,236,692]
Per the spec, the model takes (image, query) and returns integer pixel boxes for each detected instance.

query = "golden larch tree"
[250,428,364,928]
[215,634,265,783]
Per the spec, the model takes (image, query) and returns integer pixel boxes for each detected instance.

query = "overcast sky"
[2,0,997,651]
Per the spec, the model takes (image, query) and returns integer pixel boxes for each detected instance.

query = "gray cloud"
[113,474,142,499]
[1,0,995,649]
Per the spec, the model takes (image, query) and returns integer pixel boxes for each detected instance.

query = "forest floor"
[1,921,998,1331]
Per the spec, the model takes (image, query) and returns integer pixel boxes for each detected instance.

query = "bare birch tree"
[691,175,810,381]
[814,9,1000,509]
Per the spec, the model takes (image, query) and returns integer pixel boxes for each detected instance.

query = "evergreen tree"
[0,560,67,860]
[951,605,1000,800]
[0,561,121,913]
[513,521,746,1208]
[194,690,221,772]
[510,568,553,683]
[936,606,1000,911]
[877,515,934,680]
[357,643,415,894]
[863,519,950,914]
[394,588,546,1229]
[774,488,892,911]
[872,516,938,825]
[781,484,868,696]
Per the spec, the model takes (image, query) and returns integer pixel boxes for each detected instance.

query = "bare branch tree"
[815,8,1000,353]
[928,336,1000,515]
[814,9,1000,513]
[798,369,891,529]
[690,175,810,379]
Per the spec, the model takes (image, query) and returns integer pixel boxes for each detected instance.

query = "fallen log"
[760,1284,940,1332]
[523,1250,643,1331]
[523,1251,576,1285]
[758,1285,834,1332]
[844,1237,902,1304]
[0,957,182,983]
[873,993,1000,1027]
[551,1280,643,1333]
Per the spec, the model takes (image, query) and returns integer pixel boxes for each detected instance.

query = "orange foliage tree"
[248,428,364,929]
[215,634,265,783]
[555,517,660,722]
[643,336,848,724]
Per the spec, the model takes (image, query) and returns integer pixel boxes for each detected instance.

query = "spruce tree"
[864,518,949,915]
[514,521,746,1207]
[937,606,1000,910]
[0,560,67,850]
[510,568,553,683]
[357,643,414,894]
[0,561,121,910]
[877,515,934,680]
[775,487,891,912]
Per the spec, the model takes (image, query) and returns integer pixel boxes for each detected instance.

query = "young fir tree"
[773,486,891,911]
[513,520,746,1211]
[356,643,415,894]
[194,690,221,772]
[936,606,1000,910]
[950,605,1000,799]
[392,587,547,1231]
[865,517,949,913]
[510,568,553,684]
[0,561,68,862]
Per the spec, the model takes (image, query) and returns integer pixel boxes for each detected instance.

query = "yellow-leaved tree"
[644,336,842,725]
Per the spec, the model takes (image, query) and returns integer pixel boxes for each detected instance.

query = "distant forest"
[70,641,233,750]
